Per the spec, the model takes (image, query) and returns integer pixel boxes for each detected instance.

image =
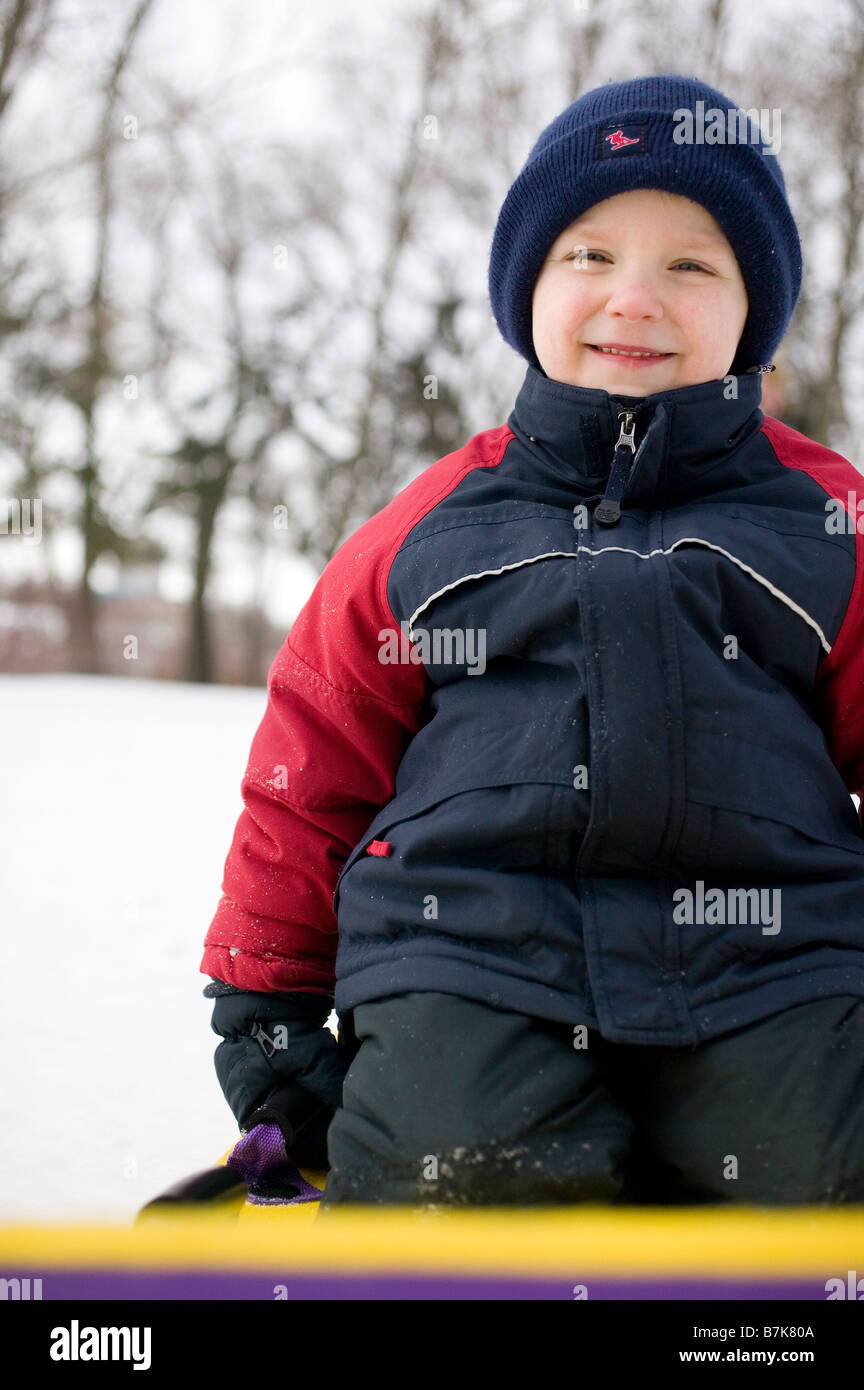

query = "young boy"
[202,75,864,1207]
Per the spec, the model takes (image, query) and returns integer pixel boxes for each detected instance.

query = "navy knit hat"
[488,74,803,375]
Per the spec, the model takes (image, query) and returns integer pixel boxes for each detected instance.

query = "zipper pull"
[615,410,637,452]
[594,409,637,526]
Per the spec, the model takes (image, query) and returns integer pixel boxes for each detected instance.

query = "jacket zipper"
[594,408,639,526]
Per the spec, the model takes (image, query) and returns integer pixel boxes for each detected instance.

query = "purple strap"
[226,1122,323,1206]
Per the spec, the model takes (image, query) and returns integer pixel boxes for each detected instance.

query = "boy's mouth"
[585,342,675,362]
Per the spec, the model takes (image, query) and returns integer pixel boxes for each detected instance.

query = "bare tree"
[781,3,864,448]
[140,118,351,680]
[7,0,161,670]
[0,0,56,127]
[68,0,158,669]
[5,0,863,691]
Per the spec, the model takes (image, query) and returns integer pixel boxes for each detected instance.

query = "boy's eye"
[564,250,712,273]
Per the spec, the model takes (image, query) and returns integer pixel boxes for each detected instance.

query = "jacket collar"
[507,364,765,501]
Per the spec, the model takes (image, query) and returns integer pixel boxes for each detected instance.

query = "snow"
[0,673,287,1222]
[3,673,859,1225]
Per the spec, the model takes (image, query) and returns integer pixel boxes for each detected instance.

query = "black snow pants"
[317,992,864,1208]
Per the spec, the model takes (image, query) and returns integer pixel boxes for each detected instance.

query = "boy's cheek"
[533,278,588,338]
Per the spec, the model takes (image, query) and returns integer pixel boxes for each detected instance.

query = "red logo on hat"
[605,128,641,150]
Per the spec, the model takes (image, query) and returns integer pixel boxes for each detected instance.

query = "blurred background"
[1,0,862,1221]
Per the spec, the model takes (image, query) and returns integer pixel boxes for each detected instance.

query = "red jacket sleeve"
[200,424,513,995]
[813,519,864,828]
[761,417,864,822]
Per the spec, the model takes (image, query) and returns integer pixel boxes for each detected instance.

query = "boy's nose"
[602,280,665,319]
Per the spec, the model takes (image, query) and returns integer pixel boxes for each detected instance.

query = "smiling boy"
[204,75,864,1208]
[532,189,748,392]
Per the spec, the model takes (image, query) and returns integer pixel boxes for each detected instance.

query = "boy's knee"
[322,990,633,1205]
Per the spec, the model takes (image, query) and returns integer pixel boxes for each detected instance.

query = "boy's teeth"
[595,345,665,357]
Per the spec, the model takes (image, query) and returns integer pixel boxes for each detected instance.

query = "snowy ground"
[4,674,859,1227]
[0,673,292,1223]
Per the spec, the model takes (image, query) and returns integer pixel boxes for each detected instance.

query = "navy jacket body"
[204,365,864,1046]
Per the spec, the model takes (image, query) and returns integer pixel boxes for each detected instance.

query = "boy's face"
[531,189,749,394]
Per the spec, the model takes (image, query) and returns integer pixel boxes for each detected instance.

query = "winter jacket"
[201,363,864,1045]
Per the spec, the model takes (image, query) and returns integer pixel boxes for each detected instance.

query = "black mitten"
[206,979,354,1167]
